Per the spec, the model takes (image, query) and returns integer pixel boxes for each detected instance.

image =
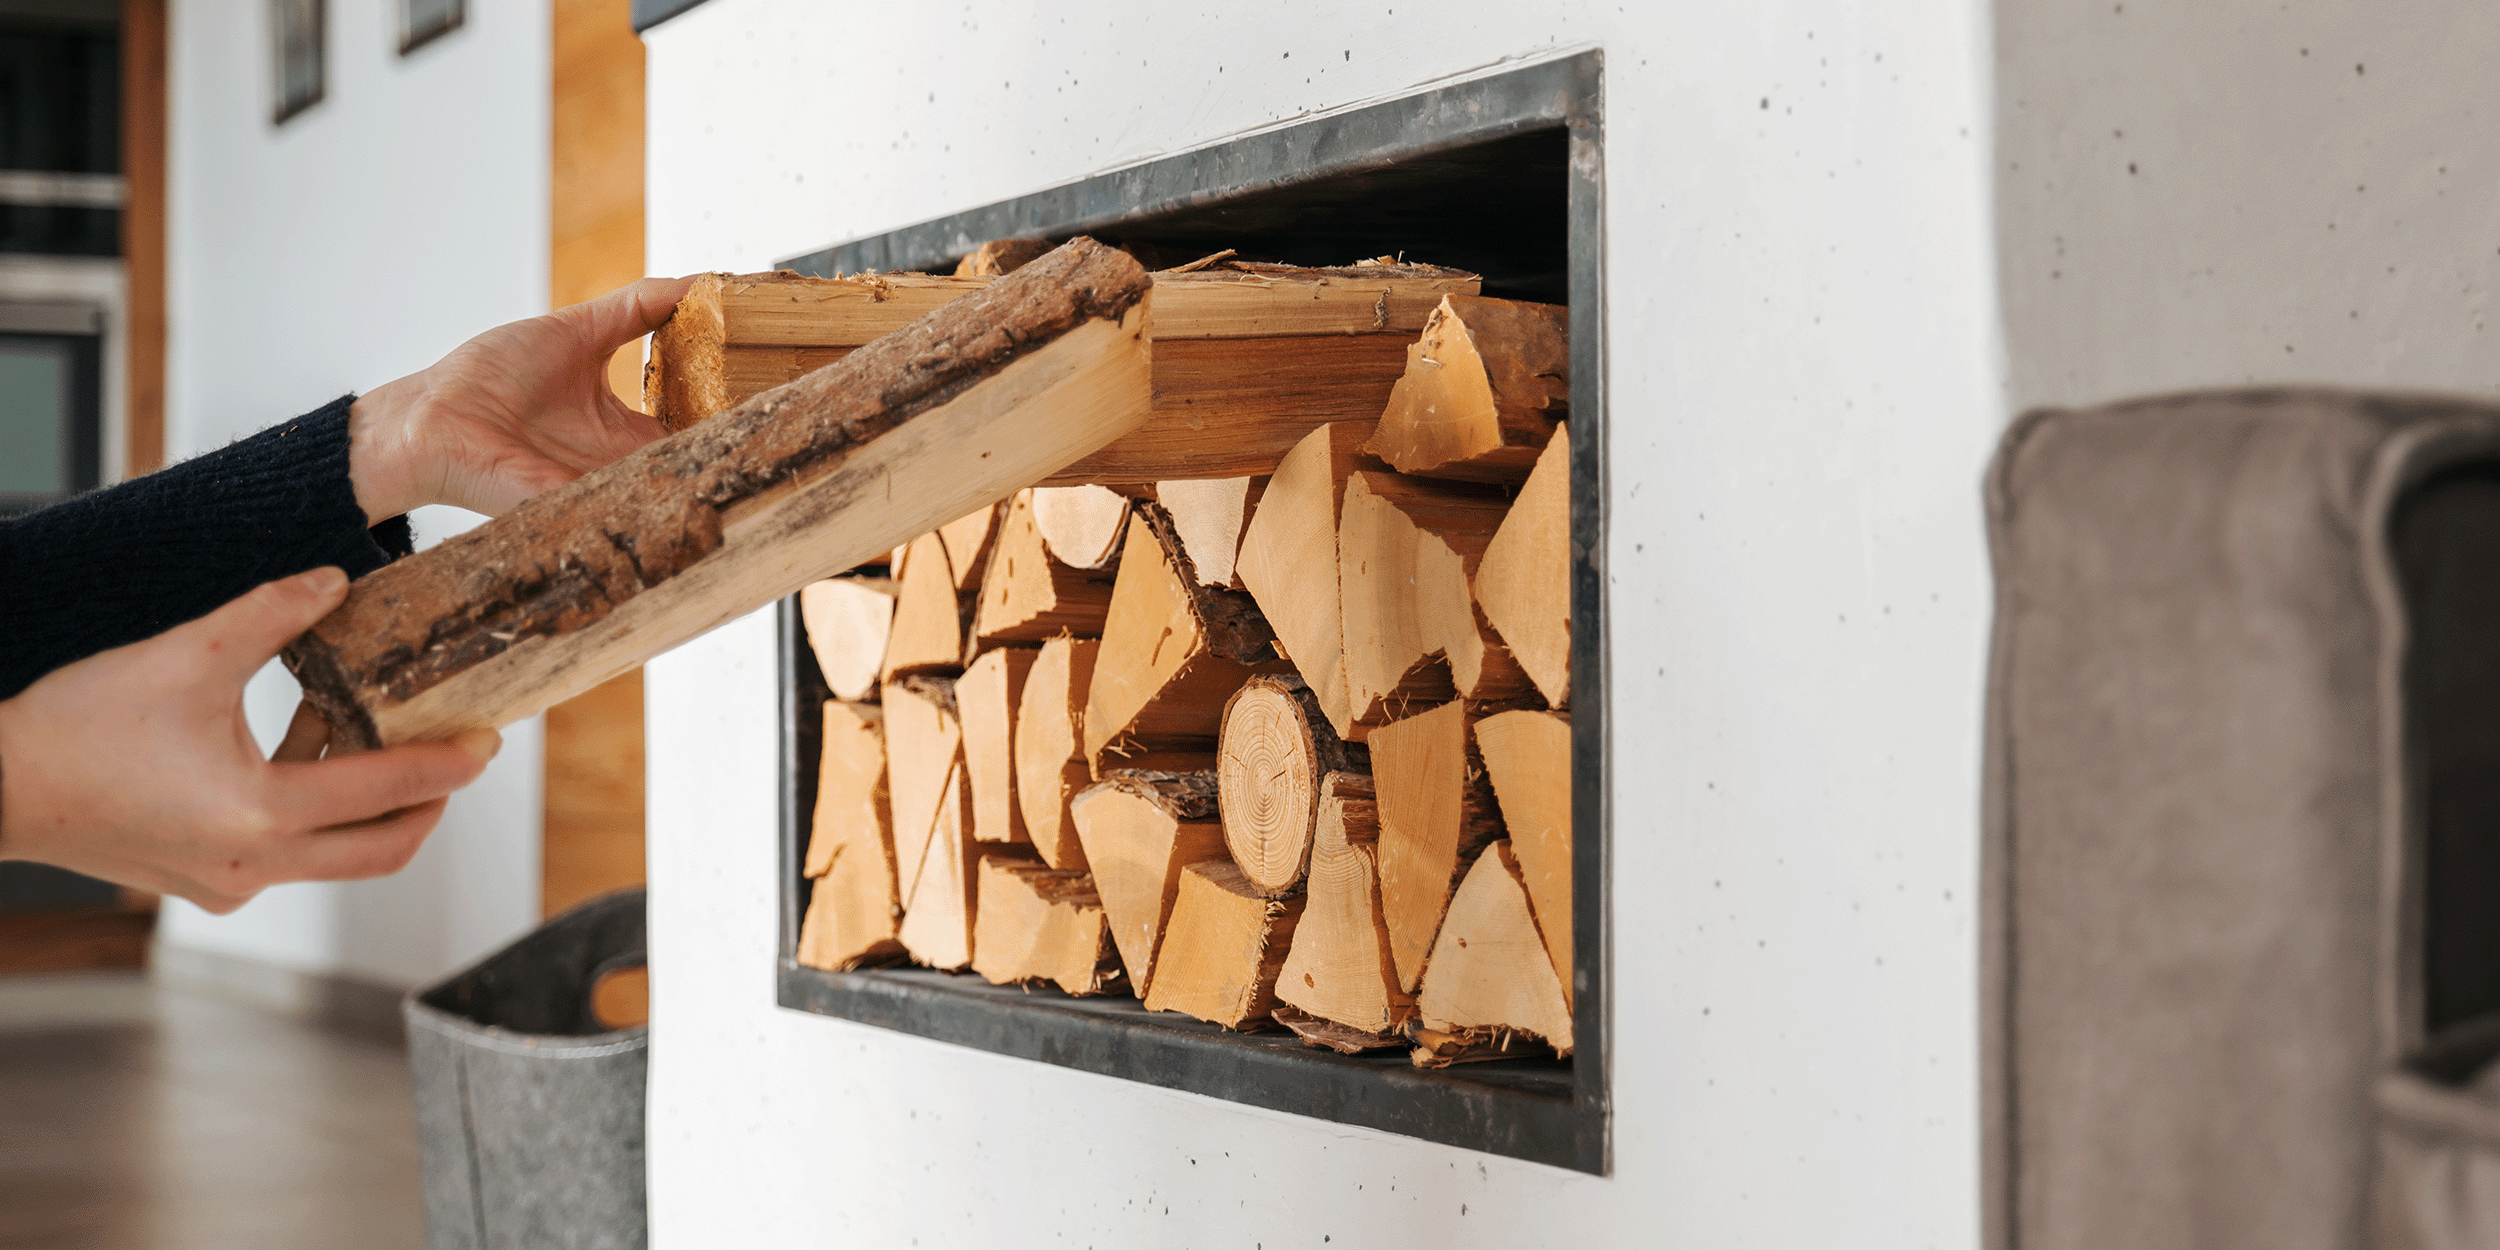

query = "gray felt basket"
[405,887,647,1250]
[1982,388,2500,1249]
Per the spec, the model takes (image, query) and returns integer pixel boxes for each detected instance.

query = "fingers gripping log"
[284,238,1154,750]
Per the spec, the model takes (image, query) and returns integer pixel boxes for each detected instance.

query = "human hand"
[346,275,696,523]
[0,567,501,913]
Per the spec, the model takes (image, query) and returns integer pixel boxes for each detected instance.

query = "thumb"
[571,275,699,358]
[181,566,350,684]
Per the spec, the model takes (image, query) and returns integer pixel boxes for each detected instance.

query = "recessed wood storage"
[699,251,1574,1068]
[760,57,1601,1172]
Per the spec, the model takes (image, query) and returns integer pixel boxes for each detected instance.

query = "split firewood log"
[897,760,1037,971]
[1234,422,1377,739]
[1154,476,1263,589]
[1411,840,1573,1064]
[798,575,897,702]
[1012,636,1098,872]
[959,647,1039,844]
[285,238,1152,749]
[880,530,971,681]
[1338,470,1534,732]
[1474,708,1572,1003]
[1216,674,1366,896]
[794,700,903,971]
[1142,860,1305,1029]
[969,858,1123,995]
[1067,770,1227,997]
[643,269,996,429]
[937,501,1003,592]
[955,237,1054,278]
[1029,484,1129,570]
[971,490,1114,645]
[880,676,960,902]
[1474,423,1571,708]
[1082,502,1279,774]
[1271,773,1408,1047]
[1365,295,1568,483]
[1371,700,1503,995]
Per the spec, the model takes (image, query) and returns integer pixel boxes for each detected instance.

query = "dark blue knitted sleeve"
[0,394,414,699]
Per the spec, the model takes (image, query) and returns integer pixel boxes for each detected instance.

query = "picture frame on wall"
[269,0,322,124]
[399,0,465,55]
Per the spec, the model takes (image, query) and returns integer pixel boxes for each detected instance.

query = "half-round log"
[1031,484,1130,569]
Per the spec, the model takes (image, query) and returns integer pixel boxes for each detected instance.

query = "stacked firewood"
[780,260,1574,1067]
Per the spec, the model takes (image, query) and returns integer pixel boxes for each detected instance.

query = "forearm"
[0,396,412,700]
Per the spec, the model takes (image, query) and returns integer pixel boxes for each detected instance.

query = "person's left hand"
[346,275,695,522]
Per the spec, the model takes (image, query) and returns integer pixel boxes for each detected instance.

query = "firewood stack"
[751,250,1574,1069]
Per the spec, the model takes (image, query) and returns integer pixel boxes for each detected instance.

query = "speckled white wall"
[642,2,1999,1246]
[154,0,550,991]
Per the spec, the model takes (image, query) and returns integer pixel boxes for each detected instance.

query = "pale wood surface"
[881,678,960,902]
[959,647,1038,844]
[1216,674,1362,896]
[1371,701,1504,994]
[1474,422,1572,708]
[1338,469,1532,726]
[938,501,1003,592]
[896,761,991,970]
[799,575,897,702]
[1013,637,1099,871]
[287,242,1154,748]
[804,700,889,875]
[1068,773,1227,996]
[880,531,968,680]
[972,490,1114,644]
[1414,840,1573,1055]
[1235,423,1376,739]
[1145,262,1478,339]
[1474,709,1572,1004]
[1366,295,1568,482]
[1082,507,1278,771]
[1156,476,1262,588]
[1141,860,1306,1029]
[956,238,1053,277]
[1029,484,1129,569]
[1273,773,1408,1038]
[970,858,1122,995]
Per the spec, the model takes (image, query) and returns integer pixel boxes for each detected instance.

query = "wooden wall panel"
[543,0,649,928]
[123,0,164,477]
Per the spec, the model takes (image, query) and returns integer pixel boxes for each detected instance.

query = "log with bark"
[1474,422,1571,709]
[1371,699,1504,995]
[970,490,1115,645]
[284,238,1154,750]
[1234,422,1377,739]
[1012,636,1098,872]
[1081,503,1278,774]
[1216,674,1365,896]
[1141,860,1305,1029]
[795,700,903,971]
[1271,772,1408,1047]
[969,857,1123,995]
[1410,839,1572,1065]
[1154,476,1263,589]
[641,259,1479,483]
[959,646,1038,844]
[1066,770,1227,997]
[1337,470,1535,729]
[1474,708,1572,1004]
[798,575,897,702]
[1365,295,1568,483]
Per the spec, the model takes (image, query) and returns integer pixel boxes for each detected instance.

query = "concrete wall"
[641,3,1999,1246]
[152,0,551,991]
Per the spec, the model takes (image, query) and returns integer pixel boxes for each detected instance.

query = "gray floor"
[0,972,426,1250]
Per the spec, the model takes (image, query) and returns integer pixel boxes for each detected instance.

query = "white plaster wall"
[643,3,2000,1246]
[153,0,551,990]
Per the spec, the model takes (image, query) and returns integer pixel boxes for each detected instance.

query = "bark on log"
[1474,708,1572,1005]
[285,238,1152,750]
[1412,840,1573,1060]
[1081,503,1278,774]
[1216,675,1365,896]
[1142,860,1305,1029]
[1066,770,1226,997]
[1371,700,1504,995]
[1474,423,1571,708]
[798,575,897,703]
[1365,295,1568,483]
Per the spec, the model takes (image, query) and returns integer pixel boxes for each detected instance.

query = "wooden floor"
[0,973,426,1249]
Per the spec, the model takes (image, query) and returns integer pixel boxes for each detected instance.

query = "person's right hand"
[0,567,501,913]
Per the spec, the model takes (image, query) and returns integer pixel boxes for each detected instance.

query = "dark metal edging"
[771,51,1611,1176]
[629,0,710,33]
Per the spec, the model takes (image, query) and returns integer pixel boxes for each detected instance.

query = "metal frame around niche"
[770,51,1609,1175]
